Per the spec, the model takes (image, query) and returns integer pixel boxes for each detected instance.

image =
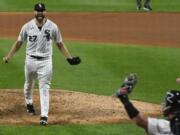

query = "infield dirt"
[0,12,180,47]
[0,90,161,125]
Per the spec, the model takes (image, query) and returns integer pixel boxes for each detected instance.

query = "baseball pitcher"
[3,3,81,126]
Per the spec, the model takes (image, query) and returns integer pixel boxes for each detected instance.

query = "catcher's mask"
[34,3,46,12]
[162,90,180,117]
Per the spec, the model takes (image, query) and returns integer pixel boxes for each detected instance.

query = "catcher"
[116,73,180,135]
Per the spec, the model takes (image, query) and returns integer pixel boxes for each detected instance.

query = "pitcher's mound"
[0,89,161,125]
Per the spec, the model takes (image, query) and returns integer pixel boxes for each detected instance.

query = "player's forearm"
[56,42,72,59]
[118,94,148,130]
[117,74,149,131]
[133,114,148,130]
[6,41,22,59]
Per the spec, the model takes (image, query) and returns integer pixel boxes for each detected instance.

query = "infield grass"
[1,39,178,135]
[1,39,180,104]
[0,0,180,12]
[0,123,145,135]
[0,0,178,134]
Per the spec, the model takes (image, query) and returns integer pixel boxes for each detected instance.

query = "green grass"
[1,1,178,134]
[0,123,146,135]
[1,39,179,135]
[0,0,180,12]
[1,39,180,104]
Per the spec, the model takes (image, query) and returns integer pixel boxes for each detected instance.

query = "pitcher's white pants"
[24,55,52,117]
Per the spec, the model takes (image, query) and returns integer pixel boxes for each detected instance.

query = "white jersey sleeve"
[53,24,62,43]
[147,117,173,135]
[18,24,28,42]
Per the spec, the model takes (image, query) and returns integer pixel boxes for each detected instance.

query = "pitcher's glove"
[116,73,138,97]
[67,57,81,65]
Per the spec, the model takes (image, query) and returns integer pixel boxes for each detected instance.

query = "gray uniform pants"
[136,0,151,8]
[24,55,52,117]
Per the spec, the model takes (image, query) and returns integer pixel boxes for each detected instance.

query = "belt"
[29,55,45,60]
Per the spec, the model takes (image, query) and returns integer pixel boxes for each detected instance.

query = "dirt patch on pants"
[0,89,161,125]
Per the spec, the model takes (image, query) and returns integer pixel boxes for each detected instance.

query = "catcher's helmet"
[163,90,180,116]
[34,3,46,12]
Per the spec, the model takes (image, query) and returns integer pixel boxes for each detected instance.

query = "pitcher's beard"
[35,14,45,23]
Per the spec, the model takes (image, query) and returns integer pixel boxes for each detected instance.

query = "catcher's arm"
[116,73,148,131]
[3,40,23,63]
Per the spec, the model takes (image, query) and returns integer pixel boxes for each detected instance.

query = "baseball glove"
[116,73,138,97]
[67,56,81,65]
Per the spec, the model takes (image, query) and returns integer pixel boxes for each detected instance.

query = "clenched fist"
[3,56,10,63]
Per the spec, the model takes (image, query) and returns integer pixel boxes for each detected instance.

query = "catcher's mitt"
[116,73,138,97]
[67,57,81,65]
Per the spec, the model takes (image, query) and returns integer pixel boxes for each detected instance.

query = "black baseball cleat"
[40,116,48,126]
[143,6,152,11]
[26,104,35,116]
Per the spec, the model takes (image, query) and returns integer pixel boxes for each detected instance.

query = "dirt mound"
[0,89,161,125]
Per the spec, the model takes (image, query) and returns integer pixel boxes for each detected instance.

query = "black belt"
[29,55,45,60]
